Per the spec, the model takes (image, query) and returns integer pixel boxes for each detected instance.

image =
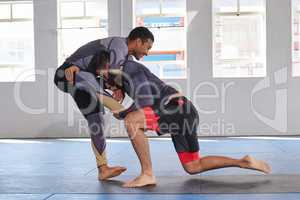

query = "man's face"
[131,38,153,60]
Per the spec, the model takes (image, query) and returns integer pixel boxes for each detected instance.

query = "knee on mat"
[182,160,203,175]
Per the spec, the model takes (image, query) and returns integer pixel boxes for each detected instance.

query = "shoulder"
[111,37,126,43]
[111,37,128,51]
[123,60,148,74]
[101,37,127,48]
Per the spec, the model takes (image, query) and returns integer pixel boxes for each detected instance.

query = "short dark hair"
[128,26,154,43]
[98,50,110,67]
[89,49,110,73]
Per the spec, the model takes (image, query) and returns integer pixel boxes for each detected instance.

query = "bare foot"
[240,155,271,174]
[98,165,127,181]
[123,174,157,188]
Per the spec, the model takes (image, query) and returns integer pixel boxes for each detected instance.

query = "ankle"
[98,164,109,171]
[141,170,154,177]
[238,159,248,168]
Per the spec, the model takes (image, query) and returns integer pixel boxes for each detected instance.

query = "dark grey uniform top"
[65,37,129,71]
[118,60,178,118]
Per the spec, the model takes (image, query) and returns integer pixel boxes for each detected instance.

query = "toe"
[122,182,131,188]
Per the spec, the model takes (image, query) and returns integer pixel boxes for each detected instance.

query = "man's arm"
[64,41,108,83]
[64,65,80,84]
[97,62,154,119]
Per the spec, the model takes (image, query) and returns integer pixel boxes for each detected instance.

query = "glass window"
[135,0,160,16]
[134,0,187,79]
[293,0,300,76]
[161,0,186,15]
[12,3,33,19]
[57,0,108,63]
[86,1,107,18]
[213,0,266,78]
[0,4,10,19]
[0,1,35,82]
[60,2,84,17]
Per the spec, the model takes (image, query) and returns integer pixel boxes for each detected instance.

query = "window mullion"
[237,0,240,16]
[10,3,13,21]
[83,0,86,17]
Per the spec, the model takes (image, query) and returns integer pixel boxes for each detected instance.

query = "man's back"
[121,60,178,109]
[65,37,128,71]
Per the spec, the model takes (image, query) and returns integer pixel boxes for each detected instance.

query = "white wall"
[186,0,298,136]
[0,0,299,138]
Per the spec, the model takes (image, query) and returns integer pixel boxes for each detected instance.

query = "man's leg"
[174,113,270,174]
[54,69,126,180]
[181,155,271,175]
[171,130,271,175]
[72,86,126,180]
[166,97,271,175]
[122,110,156,187]
[171,131,271,175]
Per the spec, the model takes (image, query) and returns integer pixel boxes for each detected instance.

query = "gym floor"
[0,137,299,200]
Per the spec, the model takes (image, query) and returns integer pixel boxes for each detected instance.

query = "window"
[0,1,35,82]
[213,0,266,78]
[293,0,300,76]
[57,0,108,63]
[134,0,187,79]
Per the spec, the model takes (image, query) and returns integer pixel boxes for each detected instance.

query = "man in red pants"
[94,53,271,188]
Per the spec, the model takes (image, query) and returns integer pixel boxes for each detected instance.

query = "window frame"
[0,1,35,82]
[292,3,300,77]
[134,0,187,79]
[0,1,33,22]
[212,1,267,78]
[57,0,108,63]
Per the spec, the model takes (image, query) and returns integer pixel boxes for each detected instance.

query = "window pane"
[58,27,108,61]
[12,3,33,19]
[163,63,186,78]
[57,0,108,63]
[150,28,185,50]
[61,18,104,28]
[213,0,266,78]
[214,0,265,13]
[60,2,84,17]
[292,0,300,76]
[0,4,11,19]
[135,0,160,16]
[86,1,107,18]
[239,0,265,12]
[134,0,187,79]
[162,0,186,15]
[0,20,35,82]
